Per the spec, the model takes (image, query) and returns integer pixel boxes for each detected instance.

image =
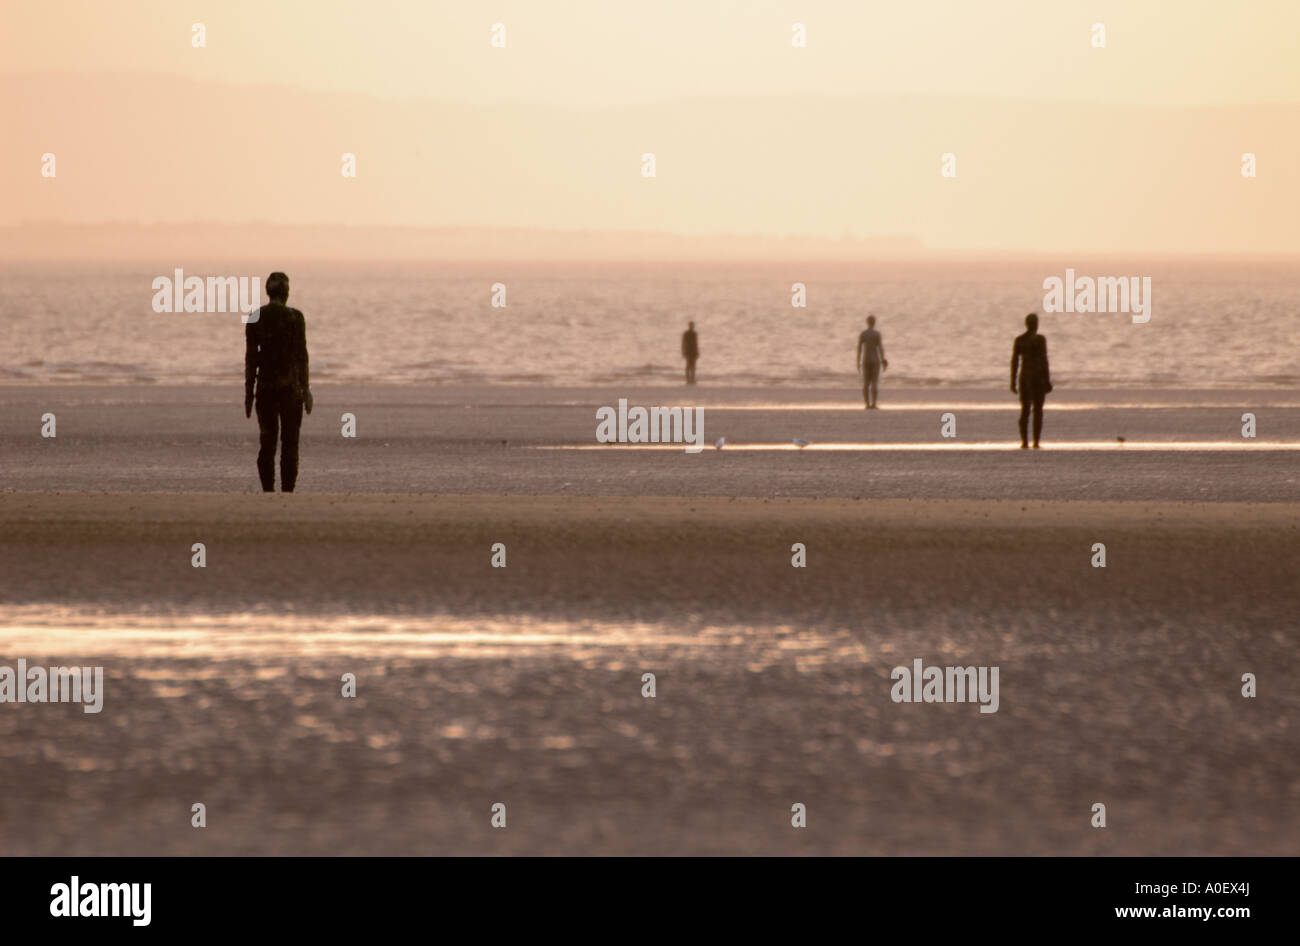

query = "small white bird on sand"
[714,437,726,450]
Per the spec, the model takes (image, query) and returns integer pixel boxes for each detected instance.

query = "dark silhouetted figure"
[856,315,888,408]
[245,272,312,491]
[682,322,699,384]
[1010,313,1052,448]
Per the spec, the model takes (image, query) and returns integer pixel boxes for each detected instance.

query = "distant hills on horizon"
[3,71,1298,256]
[0,220,930,262]
[5,221,1299,264]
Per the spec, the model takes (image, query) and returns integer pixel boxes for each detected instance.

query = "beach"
[2,382,1299,498]
[1,383,1297,855]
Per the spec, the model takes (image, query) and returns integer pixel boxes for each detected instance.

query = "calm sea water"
[2,259,1296,388]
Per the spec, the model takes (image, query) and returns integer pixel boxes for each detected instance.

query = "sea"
[2,258,1296,389]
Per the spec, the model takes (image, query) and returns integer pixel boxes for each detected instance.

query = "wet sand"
[0,384,1297,854]
[2,383,1299,500]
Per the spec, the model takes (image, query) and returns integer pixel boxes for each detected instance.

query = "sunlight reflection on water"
[0,606,836,663]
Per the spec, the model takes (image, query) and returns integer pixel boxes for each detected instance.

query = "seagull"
[714,437,726,450]
[792,438,811,448]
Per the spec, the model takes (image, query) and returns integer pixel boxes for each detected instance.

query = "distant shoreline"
[2,381,1298,395]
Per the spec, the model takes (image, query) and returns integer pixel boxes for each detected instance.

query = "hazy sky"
[3,1,1297,254]
[5,0,1298,107]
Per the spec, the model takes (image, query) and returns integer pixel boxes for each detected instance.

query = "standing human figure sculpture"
[856,316,888,409]
[1010,313,1052,449]
[682,321,699,385]
[245,271,312,490]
